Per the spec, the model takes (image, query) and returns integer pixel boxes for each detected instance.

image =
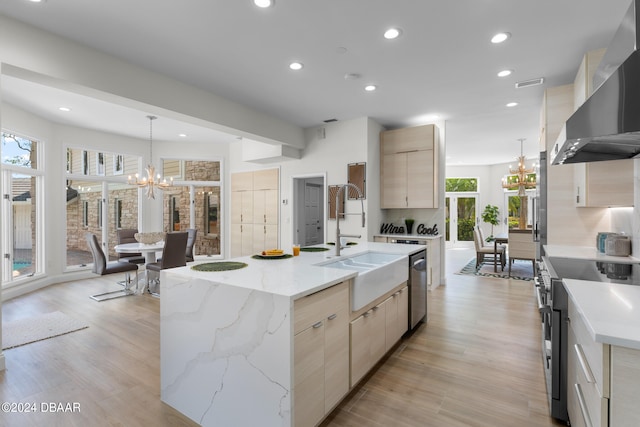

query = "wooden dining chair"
[146,231,188,297]
[473,228,505,270]
[85,233,139,301]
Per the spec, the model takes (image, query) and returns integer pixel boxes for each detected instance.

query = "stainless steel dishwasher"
[408,250,427,329]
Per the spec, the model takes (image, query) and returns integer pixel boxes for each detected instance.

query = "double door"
[445,194,477,244]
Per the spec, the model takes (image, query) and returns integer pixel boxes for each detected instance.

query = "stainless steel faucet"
[335,183,365,256]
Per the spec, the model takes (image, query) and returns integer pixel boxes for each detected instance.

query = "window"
[114,154,124,175]
[96,152,105,176]
[66,148,72,173]
[83,201,89,227]
[1,132,43,285]
[115,199,123,229]
[162,159,223,257]
[97,200,102,228]
[82,151,89,175]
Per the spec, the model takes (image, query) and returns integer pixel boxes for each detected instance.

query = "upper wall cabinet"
[573,49,634,208]
[380,124,439,209]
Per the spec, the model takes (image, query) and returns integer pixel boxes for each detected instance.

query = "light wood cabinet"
[230,169,279,256]
[350,285,409,387]
[426,239,441,290]
[574,160,634,207]
[294,282,349,427]
[380,124,439,209]
[567,299,640,427]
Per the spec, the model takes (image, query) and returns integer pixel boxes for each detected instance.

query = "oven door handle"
[535,285,551,314]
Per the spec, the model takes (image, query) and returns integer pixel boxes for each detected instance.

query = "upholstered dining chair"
[146,231,188,297]
[185,228,197,262]
[116,228,145,264]
[85,232,139,301]
[473,227,506,270]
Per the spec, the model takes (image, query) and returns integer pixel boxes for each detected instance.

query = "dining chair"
[185,228,197,262]
[473,227,505,270]
[146,231,188,297]
[116,228,145,264]
[85,232,139,301]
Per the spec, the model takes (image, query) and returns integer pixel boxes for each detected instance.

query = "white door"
[445,194,477,245]
[304,183,323,246]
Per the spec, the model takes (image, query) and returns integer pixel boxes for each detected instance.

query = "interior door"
[304,183,322,246]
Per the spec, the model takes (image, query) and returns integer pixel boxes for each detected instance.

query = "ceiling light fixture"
[364,85,377,92]
[383,28,402,40]
[506,102,518,107]
[502,138,536,197]
[253,0,273,8]
[178,133,187,138]
[491,32,511,44]
[289,62,303,71]
[128,116,172,199]
[58,107,71,112]
[497,69,512,77]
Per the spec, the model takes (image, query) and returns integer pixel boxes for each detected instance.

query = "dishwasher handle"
[412,258,426,271]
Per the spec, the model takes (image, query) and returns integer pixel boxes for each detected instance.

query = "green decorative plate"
[191,262,248,272]
[300,247,329,252]
[251,254,293,260]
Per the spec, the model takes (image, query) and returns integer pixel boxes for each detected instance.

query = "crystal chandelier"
[128,115,172,199]
[501,138,536,196]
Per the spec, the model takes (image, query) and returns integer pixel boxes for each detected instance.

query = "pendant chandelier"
[128,115,172,199]
[501,138,536,196]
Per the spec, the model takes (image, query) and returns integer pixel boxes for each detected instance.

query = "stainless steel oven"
[538,256,640,423]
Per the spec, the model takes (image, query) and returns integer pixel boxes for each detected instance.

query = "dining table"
[493,233,508,272]
[115,241,164,264]
[115,241,165,293]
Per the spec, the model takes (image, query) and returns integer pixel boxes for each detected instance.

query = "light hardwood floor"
[0,248,565,426]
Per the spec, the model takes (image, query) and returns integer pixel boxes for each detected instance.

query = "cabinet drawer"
[569,302,610,397]
[294,282,348,335]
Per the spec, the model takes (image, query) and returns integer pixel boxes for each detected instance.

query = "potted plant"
[404,218,415,235]
[481,205,500,241]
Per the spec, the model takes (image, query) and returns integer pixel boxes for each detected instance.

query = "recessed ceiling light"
[383,28,402,40]
[506,102,518,107]
[364,85,377,92]
[27,0,44,3]
[58,107,71,112]
[178,133,187,138]
[491,32,511,44]
[289,62,303,71]
[497,69,512,77]
[253,0,273,8]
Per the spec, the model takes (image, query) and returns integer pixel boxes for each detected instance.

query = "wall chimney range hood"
[552,0,640,165]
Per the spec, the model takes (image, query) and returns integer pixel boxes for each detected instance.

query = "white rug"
[3,311,89,350]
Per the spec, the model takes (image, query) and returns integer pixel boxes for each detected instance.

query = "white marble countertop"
[374,234,442,240]
[164,241,425,300]
[564,279,640,350]
[545,244,640,264]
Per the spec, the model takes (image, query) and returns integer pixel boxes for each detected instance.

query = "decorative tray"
[191,262,248,272]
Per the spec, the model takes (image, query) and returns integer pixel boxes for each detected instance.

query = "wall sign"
[379,223,439,236]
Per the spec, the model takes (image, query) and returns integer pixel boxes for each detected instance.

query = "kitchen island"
[160,242,425,427]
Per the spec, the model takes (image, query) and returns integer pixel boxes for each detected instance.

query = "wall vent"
[515,77,545,89]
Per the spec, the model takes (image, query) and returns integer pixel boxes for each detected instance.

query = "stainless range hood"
[552,0,640,165]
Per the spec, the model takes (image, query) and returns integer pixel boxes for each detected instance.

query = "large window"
[65,147,139,268]
[162,159,222,257]
[1,132,43,285]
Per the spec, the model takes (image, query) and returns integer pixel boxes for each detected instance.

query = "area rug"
[456,258,535,281]
[3,311,89,350]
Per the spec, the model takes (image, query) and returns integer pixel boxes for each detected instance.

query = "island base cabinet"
[294,282,349,427]
[350,286,408,387]
[610,346,640,426]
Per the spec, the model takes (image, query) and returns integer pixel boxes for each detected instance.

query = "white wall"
[229,117,381,253]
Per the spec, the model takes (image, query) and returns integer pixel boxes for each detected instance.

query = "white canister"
[605,234,631,257]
